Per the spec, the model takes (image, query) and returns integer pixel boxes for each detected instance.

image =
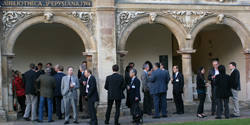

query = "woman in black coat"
[215,65,232,119]
[196,67,209,118]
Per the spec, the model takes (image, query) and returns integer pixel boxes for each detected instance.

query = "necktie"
[69,76,72,90]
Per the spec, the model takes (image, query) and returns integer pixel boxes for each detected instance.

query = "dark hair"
[198,67,205,80]
[125,66,132,72]
[154,62,160,68]
[30,63,36,69]
[38,63,43,66]
[128,62,135,66]
[174,65,179,70]
[82,61,87,64]
[67,66,74,71]
[47,63,52,66]
[145,61,153,70]
[218,65,226,74]
[112,64,119,72]
[229,62,236,67]
[85,69,92,74]
[131,69,137,76]
[58,65,64,71]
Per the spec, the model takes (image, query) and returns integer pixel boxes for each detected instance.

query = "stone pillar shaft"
[244,53,250,101]
[178,50,196,105]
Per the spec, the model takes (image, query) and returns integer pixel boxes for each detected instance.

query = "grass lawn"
[156,118,250,125]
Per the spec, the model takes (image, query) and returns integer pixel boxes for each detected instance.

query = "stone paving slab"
[2,101,250,125]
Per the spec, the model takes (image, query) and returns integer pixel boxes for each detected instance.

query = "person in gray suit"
[149,63,169,118]
[61,66,80,124]
[141,63,153,115]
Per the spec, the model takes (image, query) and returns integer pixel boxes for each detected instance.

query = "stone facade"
[1,0,250,121]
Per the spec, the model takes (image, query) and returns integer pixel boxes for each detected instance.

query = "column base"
[7,111,17,121]
[0,109,7,122]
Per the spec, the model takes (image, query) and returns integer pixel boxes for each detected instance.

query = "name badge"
[87,85,89,88]
[176,79,179,82]
[132,85,135,88]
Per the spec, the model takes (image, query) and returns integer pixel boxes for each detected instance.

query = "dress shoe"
[178,112,184,115]
[161,115,168,117]
[230,114,240,117]
[48,120,54,122]
[147,112,154,116]
[173,112,179,114]
[226,117,230,119]
[23,117,31,121]
[37,120,43,123]
[215,117,221,119]
[64,121,69,124]
[73,121,79,124]
[152,116,160,119]
[115,123,121,125]
[58,117,63,120]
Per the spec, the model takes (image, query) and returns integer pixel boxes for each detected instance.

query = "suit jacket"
[163,69,170,90]
[23,70,38,95]
[53,72,66,96]
[50,68,57,76]
[61,75,80,100]
[105,73,126,100]
[149,69,169,95]
[129,77,141,102]
[36,74,56,99]
[230,68,241,91]
[215,74,232,98]
[86,75,99,102]
[141,71,151,92]
[196,75,206,91]
[79,72,87,96]
[77,69,82,79]
[207,68,216,86]
[37,70,45,77]
[172,72,184,93]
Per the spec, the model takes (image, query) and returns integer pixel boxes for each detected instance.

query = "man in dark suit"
[78,61,87,112]
[84,69,99,125]
[46,63,57,76]
[36,68,56,123]
[79,64,90,119]
[129,69,141,124]
[37,63,45,76]
[104,65,126,125]
[141,64,153,115]
[229,62,241,117]
[149,63,169,118]
[53,65,66,120]
[171,65,184,115]
[23,63,38,121]
[207,60,219,115]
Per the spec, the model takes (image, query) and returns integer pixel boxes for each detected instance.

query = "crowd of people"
[11,60,241,125]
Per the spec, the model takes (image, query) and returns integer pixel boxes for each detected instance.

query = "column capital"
[117,51,128,57]
[177,49,196,54]
[2,52,15,58]
[82,52,97,56]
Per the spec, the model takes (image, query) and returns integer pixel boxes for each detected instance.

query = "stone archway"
[1,12,97,120]
[117,14,187,52]
[190,14,250,102]
[189,14,250,50]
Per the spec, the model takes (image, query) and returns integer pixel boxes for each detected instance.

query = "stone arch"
[3,13,96,54]
[189,14,250,50]
[117,14,187,51]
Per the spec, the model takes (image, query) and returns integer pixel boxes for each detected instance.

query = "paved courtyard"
[2,100,250,125]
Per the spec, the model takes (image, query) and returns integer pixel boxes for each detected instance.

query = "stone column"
[178,50,196,105]
[96,0,117,117]
[0,9,7,121]
[82,52,98,77]
[117,51,128,110]
[243,50,250,102]
[2,53,17,120]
